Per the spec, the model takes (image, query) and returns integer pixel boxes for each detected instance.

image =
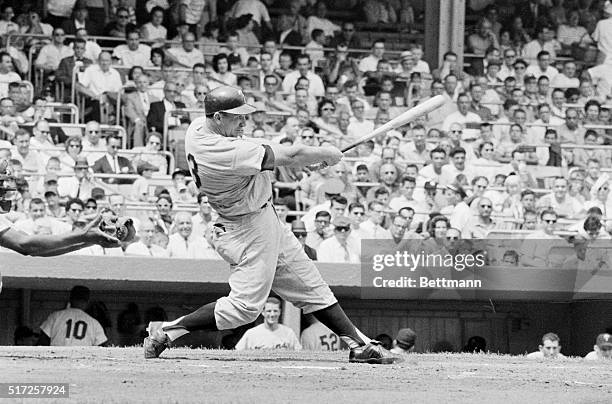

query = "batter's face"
[213,112,247,137]
[262,302,281,326]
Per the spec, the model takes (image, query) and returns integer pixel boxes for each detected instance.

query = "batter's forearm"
[275,145,336,167]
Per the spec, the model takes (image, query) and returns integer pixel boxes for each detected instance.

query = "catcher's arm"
[0,215,121,256]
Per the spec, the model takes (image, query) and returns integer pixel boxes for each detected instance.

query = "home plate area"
[1,347,611,403]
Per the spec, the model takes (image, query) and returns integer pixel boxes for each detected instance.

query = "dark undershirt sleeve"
[261,144,275,171]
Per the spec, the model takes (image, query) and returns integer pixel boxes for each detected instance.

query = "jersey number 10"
[65,319,88,339]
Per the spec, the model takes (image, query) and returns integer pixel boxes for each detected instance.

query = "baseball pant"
[212,203,337,330]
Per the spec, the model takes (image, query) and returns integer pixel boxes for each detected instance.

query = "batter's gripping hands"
[99,216,136,242]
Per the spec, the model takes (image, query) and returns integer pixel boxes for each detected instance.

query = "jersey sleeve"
[211,140,271,176]
[39,311,57,338]
[92,320,108,346]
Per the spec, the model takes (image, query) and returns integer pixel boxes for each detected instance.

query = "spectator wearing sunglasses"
[317,216,360,263]
[292,220,316,260]
[131,132,168,174]
[92,135,135,184]
[466,197,498,239]
[519,209,566,267]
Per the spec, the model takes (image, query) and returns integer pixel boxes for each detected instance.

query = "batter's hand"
[321,146,343,166]
[84,214,121,248]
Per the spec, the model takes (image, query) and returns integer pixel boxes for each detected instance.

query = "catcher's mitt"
[100,216,136,242]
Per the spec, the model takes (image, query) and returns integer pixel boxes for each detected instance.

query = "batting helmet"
[204,86,256,116]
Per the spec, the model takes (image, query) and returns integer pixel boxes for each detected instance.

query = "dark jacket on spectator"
[146,100,187,133]
[56,55,93,85]
[92,155,135,184]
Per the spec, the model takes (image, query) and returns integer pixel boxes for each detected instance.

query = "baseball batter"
[144,86,399,364]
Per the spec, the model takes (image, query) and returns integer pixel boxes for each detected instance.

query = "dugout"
[1,253,611,357]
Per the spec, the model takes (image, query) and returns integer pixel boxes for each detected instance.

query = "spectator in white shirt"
[551,61,579,88]
[305,29,326,68]
[72,28,101,62]
[11,129,45,174]
[112,30,152,68]
[592,1,612,65]
[306,2,340,38]
[34,27,73,73]
[166,32,204,68]
[226,0,272,32]
[282,54,325,97]
[0,5,19,36]
[442,93,482,136]
[166,211,218,259]
[521,24,559,65]
[317,216,360,263]
[525,50,558,81]
[141,6,167,42]
[78,52,123,121]
[347,99,374,139]
[81,120,106,164]
[358,38,385,74]
[125,219,169,257]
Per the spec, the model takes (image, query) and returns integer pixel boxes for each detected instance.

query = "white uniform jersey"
[39,307,107,346]
[300,321,342,351]
[185,117,274,219]
[235,323,302,350]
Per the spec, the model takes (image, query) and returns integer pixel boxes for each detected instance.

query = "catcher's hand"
[99,215,136,243]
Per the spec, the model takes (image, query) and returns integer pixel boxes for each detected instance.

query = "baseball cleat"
[349,340,403,364]
[144,321,170,359]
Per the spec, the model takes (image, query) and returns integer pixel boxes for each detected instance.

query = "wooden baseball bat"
[340,95,446,153]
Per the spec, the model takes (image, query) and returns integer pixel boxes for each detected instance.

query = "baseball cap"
[446,183,467,199]
[320,178,345,196]
[332,216,352,228]
[396,328,416,349]
[424,180,438,191]
[596,333,612,348]
[204,86,256,115]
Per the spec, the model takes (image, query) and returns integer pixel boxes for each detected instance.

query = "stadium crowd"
[0,0,610,267]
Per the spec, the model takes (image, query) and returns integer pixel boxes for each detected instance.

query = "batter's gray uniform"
[185,117,337,330]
